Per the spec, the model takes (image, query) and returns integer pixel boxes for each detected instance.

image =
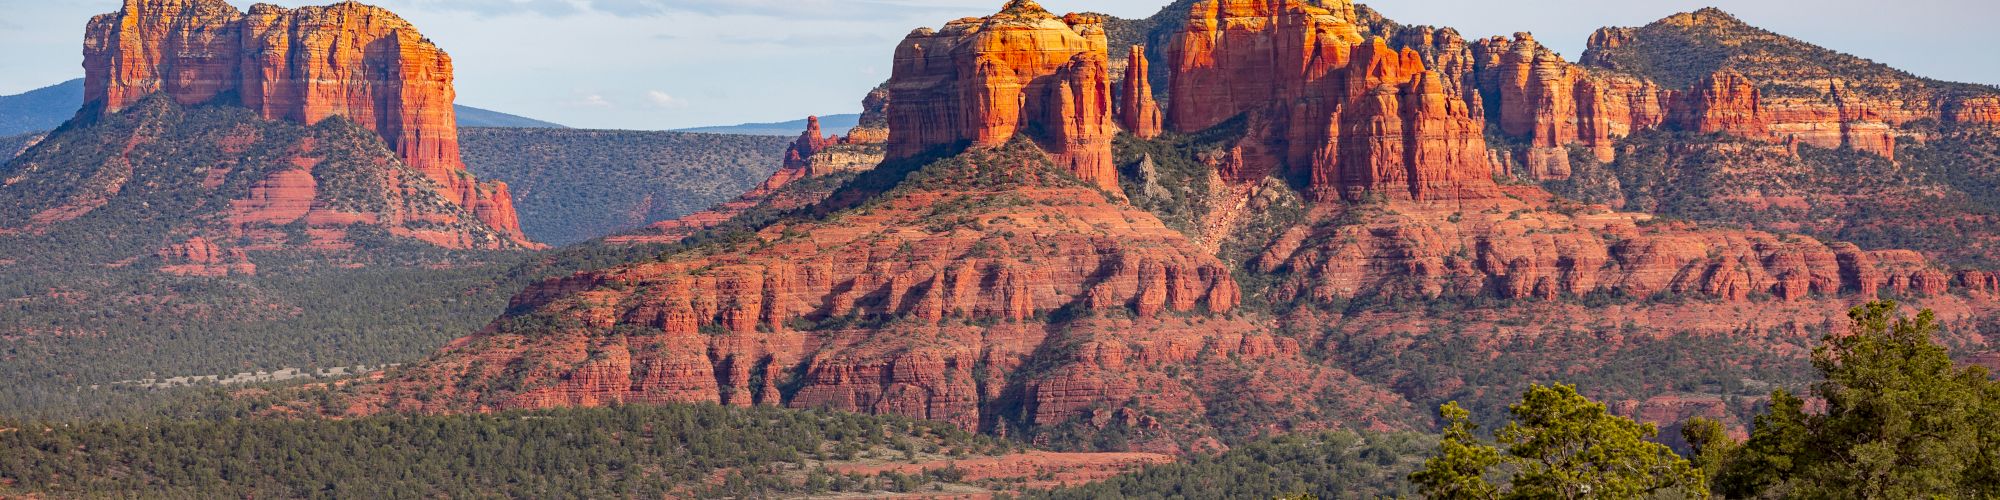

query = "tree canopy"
[1411,383,1704,499]
[1715,301,2000,498]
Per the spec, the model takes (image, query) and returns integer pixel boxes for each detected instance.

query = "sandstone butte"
[82,0,533,248]
[885,1,1122,194]
[346,0,2000,452]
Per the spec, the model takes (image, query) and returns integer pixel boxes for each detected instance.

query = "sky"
[2,0,1996,130]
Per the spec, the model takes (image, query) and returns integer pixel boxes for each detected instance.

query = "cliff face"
[0,97,535,271]
[362,142,1422,451]
[1256,187,1976,305]
[1574,8,2000,159]
[1117,45,1164,139]
[82,0,530,247]
[1401,7,2000,181]
[1163,0,1500,202]
[1454,33,1667,179]
[885,0,1120,193]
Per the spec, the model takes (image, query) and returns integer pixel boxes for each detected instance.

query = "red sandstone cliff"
[1164,0,1499,202]
[360,143,1419,451]
[1571,8,2000,160]
[83,0,532,247]
[885,0,1121,194]
[1117,45,1163,139]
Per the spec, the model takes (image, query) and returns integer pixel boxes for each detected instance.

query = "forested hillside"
[460,128,790,244]
[0,404,1015,498]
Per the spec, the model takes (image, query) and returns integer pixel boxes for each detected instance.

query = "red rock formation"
[356,143,1423,449]
[884,0,1120,193]
[84,0,243,113]
[785,116,840,170]
[83,0,532,247]
[1258,188,1978,304]
[157,237,257,277]
[1465,33,1665,179]
[1669,70,1772,138]
[1164,0,1499,201]
[1571,10,2000,160]
[1117,45,1163,139]
[845,86,893,145]
[330,0,2000,454]
[1950,96,2000,126]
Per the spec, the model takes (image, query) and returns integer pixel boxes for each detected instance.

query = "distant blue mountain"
[0,79,84,137]
[455,105,566,129]
[0,78,565,136]
[676,114,860,137]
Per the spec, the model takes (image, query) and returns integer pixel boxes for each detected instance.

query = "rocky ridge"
[349,0,2000,450]
[361,141,1421,452]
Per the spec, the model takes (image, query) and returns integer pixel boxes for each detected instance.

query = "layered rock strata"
[1116,45,1163,139]
[359,144,1421,450]
[885,0,1121,193]
[1574,8,2000,159]
[83,0,530,246]
[1256,188,1988,304]
[1164,0,1500,201]
[346,0,2000,450]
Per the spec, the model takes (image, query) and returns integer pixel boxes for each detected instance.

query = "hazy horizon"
[2,0,1994,130]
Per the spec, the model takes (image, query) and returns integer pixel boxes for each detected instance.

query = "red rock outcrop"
[1463,33,1665,179]
[85,0,243,114]
[1116,45,1163,139]
[360,143,1422,450]
[83,0,531,247]
[885,0,1120,193]
[784,116,840,170]
[1164,0,1499,202]
[1950,96,2000,126]
[1572,9,2000,160]
[157,237,257,277]
[1431,8,2000,170]
[1668,70,1771,139]
[1257,187,1979,304]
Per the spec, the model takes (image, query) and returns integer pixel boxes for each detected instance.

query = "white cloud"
[573,94,613,108]
[646,90,689,108]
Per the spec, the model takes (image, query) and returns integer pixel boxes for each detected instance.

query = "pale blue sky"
[2,0,1994,130]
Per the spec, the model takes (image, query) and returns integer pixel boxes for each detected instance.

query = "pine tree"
[1717,301,2000,498]
[1412,384,1705,499]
